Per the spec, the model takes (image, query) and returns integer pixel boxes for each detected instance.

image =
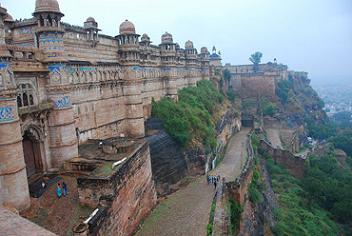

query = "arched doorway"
[22,129,43,178]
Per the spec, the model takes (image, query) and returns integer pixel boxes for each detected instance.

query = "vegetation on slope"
[265,158,341,236]
[303,152,352,224]
[152,80,224,149]
[228,197,242,235]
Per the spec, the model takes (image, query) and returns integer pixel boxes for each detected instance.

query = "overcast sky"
[2,0,352,84]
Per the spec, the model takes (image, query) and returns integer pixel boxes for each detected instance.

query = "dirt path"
[266,128,283,149]
[135,128,250,236]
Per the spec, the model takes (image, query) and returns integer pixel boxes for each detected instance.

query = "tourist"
[214,179,217,189]
[62,181,68,196]
[56,183,62,199]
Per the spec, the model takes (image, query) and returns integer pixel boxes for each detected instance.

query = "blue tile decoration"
[54,96,71,109]
[48,64,63,73]
[0,62,8,70]
[0,106,15,122]
[132,66,142,71]
[79,67,95,72]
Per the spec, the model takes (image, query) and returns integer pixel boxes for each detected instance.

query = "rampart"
[224,63,288,100]
[73,140,157,236]
[259,139,305,178]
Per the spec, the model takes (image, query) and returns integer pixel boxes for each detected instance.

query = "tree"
[249,52,263,72]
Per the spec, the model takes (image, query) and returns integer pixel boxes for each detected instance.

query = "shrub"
[229,197,242,235]
[152,80,223,149]
[266,158,342,235]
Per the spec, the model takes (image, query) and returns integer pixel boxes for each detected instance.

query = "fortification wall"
[76,142,157,236]
[259,140,305,178]
[231,74,277,100]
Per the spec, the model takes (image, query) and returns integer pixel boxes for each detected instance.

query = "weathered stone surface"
[0,207,57,236]
[77,141,157,236]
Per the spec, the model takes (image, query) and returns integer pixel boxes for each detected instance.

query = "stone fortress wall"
[0,0,220,212]
[224,63,289,100]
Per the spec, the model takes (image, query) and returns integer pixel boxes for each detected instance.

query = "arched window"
[17,83,37,108]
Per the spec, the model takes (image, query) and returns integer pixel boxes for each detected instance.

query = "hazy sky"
[2,0,352,84]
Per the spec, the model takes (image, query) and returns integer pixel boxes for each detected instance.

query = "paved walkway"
[135,128,250,236]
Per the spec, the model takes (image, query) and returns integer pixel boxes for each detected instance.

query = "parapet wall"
[259,139,305,178]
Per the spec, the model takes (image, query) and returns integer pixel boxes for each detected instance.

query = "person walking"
[214,179,217,189]
[62,181,68,196]
[56,183,62,199]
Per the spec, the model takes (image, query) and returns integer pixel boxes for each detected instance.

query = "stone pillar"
[0,96,30,211]
[166,77,178,100]
[123,80,144,138]
[48,93,78,168]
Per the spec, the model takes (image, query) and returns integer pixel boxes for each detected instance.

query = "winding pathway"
[135,128,250,236]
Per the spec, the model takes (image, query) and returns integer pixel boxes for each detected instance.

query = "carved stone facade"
[0,0,216,212]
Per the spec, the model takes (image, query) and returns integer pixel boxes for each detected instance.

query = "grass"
[228,197,242,235]
[207,197,217,236]
[266,158,341,236]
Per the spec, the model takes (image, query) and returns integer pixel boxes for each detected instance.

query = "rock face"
[146,126,188,196]
[146,108,241,196]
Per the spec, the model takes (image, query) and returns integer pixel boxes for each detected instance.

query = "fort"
[0,1,311,235]
[0,0,224,234]
[0,0,222,211]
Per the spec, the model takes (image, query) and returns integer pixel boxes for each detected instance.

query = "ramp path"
[135,128,250,236]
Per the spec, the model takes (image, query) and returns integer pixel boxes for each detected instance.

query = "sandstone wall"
[231,74,277,100]
[259,140,305,178]
[77,142,157,236]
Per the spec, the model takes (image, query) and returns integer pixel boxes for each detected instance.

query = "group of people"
[207,174,221,189]
[56,181,68,199]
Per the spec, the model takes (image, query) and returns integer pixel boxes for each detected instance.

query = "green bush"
[248,168,263,204]
[227,88,236,103]
[152,80,223,149]
[260,97,277,116]
[276,79,293,104]
[229,197,242,235]
[266,158,342,235]
[303,154,352,224]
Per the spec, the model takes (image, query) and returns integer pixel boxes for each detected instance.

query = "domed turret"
[119,20,136,35]
[86,17,95,23]
[34,0,63,16]
[4,13,14,23]
[161,32,173,44]
[141,33,150,42]
[84,16,98,29]
[201,47,209,54]
[185,40,194,49]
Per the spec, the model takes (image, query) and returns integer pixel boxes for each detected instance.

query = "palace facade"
[0,0,222,211]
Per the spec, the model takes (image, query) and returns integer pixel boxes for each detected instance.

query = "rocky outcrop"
[146,124,188,196]
[146,108,241,197]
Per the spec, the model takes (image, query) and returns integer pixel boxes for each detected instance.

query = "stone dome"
[119,20,136,35]
[4,13,14,23]
[34,0,62,14]
[185,40,194,49]
[85,17,96,23]
[161,32,173,44]
[141,33,150,42]
[201,47,208,54]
